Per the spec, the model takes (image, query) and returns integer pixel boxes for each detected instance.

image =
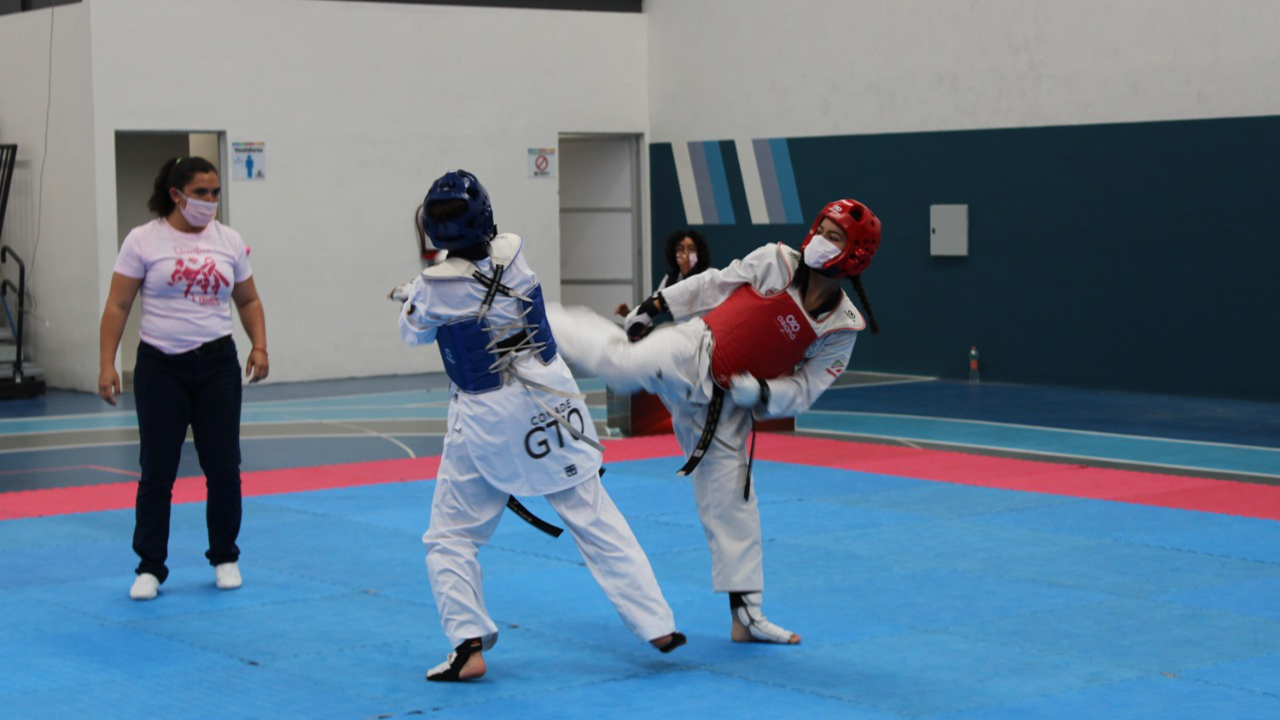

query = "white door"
[558,135,642,320]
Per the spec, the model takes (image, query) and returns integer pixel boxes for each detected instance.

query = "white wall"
[8,0,1280,391]
[0,5,98,390]
[3,0,648,390]
[89,0,646,389]
[645,0,1280,142]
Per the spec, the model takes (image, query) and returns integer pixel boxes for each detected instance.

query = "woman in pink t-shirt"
[97,156,269,601]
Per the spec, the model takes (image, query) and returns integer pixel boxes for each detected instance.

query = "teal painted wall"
[650,116,1280,401]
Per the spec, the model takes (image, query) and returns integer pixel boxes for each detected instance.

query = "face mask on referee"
[177,193,219,228]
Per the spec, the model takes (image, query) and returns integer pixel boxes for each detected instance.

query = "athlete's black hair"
[849,274,878,334]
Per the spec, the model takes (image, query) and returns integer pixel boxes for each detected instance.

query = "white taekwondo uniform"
[551,241,862,593]
[399,233,676,650]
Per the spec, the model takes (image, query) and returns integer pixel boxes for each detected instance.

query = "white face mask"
[681,252,697,272]
[177,193,219,227]
[803,234,842,268]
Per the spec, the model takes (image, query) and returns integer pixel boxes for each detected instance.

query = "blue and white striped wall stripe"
[671,138,804,225]
[672,140,733,225]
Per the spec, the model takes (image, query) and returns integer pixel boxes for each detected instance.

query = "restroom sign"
[232,142,266,181]
[528,148,556,178]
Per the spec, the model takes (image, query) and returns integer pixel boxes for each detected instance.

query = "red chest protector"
[701,285,818,388]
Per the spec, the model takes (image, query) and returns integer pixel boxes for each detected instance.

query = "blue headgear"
[420,169,497,251]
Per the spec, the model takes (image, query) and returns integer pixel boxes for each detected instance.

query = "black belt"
[189,336,234,355]
[676,385,756,501]
[677,384,725,477]
[506,496,563,537]
[147,335,233,357]
[503,466,608,538]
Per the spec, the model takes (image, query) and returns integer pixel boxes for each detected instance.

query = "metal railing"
[0,144,23,383]
[0,144,14,237]
[1,247,28,383]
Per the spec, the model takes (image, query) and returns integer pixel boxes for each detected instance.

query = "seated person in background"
[616,229,711,317]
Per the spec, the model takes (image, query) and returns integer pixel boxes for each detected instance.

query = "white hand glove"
[389,281,415,302]
[729,372,766,408]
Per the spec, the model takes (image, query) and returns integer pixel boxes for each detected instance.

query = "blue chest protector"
[436,283,558,393]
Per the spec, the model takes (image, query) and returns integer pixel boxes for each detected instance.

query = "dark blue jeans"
[132,337,242,582]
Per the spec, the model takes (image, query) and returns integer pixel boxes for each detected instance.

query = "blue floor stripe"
[816,380,1280,448]
[1,379,606,437]
[799,410,1280,477]
[0,403,452,435]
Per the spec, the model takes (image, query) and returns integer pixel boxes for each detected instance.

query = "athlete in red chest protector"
[550,198,882,645]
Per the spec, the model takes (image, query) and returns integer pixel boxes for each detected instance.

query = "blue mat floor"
[2,457,1279,719]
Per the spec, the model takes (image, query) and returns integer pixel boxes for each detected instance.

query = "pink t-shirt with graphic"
[113,218,253,354]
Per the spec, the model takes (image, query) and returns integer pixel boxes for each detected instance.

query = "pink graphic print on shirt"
[168,256,229,305]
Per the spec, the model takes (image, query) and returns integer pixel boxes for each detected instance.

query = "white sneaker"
[130,573,160,601]
[214,562,242,590]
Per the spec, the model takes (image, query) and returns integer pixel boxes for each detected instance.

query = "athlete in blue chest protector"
[392,170,685,681]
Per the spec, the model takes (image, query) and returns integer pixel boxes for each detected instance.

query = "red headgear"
[800,199,881,278]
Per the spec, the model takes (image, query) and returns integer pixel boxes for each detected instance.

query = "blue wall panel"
[649,116,1280,401]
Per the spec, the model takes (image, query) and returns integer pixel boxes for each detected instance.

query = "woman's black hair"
[147,156,218,217]
[790,262,880,334]
[662,229,711,283]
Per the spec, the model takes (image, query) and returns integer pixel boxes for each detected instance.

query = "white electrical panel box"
[930,204,969,256]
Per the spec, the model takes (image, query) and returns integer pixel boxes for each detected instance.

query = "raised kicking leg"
[546,303,701,397]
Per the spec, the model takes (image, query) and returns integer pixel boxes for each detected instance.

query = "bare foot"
[456,650,487,680]
[426,647,487,681]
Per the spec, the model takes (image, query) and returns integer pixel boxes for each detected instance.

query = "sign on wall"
[232,142,266,180]
[528,147,556,178]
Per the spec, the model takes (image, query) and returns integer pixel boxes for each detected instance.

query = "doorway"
[113,131,224,389]
[557,134,642,319]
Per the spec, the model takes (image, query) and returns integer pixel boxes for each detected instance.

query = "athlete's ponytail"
[850,275,878,334]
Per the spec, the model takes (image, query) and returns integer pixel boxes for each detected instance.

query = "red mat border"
[2,435,1277,521]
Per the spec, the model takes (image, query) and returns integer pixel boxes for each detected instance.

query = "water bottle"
[969,346,980,384]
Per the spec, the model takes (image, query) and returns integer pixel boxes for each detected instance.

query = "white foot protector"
[730,591,799,644]
[130,573,159,601]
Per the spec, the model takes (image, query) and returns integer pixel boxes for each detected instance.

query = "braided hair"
[849,274,878,334]
[790,261,879,334]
